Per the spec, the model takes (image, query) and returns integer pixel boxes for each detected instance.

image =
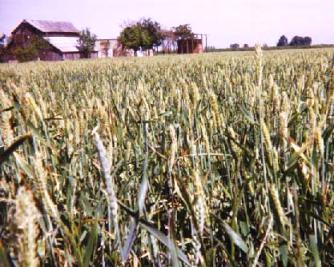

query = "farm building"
[96,38,119,58]
[162,32,207,54]
[4,19,97,61]
[177,38,203,54]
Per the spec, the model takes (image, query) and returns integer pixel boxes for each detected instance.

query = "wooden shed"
[5,19,97,61]
[177,38,203,54]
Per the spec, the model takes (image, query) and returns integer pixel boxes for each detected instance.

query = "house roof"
[22,19,80,34]
[44,36,80,52]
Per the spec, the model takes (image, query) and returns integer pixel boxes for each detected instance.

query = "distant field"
[207,44,334,53]
[1,48,334,266]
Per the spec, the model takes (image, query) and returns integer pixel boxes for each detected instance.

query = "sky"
[1,0,334,48]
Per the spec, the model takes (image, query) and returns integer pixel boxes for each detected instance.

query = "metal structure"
[161,31,208,54]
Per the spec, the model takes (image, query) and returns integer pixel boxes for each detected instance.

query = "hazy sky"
[1,0,334,48]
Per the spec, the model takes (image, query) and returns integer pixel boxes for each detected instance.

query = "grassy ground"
[0,47,334,266]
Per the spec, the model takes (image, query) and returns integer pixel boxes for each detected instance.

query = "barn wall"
[6,23,62,61]
[61,52,98,61]
[63,52,81,60]
[90,52,98,59]
[44,32,79,37]
[9,24,41,49]
[39,50,63,61]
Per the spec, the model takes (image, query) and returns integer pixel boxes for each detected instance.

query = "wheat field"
[0,48,334,266]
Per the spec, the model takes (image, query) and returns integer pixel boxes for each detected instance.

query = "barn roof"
[22,19,80,34]
[45,36,98,53]
[44,36,80,52]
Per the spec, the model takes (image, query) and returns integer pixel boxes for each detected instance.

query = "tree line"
[277,35,312,47]
[228,35,313,51]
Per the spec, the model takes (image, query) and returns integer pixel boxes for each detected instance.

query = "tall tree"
[140,18,163,49]
[77,28,97,58]
[277,35,288,46]
[303,36,312,46]
[118,24,141,54]
[289,36,312,46]
[173,24,194,40]
[118,18,164,55]
[230,43,240,49]
[289,36,303,46]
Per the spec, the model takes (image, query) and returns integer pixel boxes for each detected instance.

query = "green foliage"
[118,24,145,52]
[140,18,163,48]
[77,28,97,58]
[118,18,163,53]
[289,35,312,46]
[174,24,194,39]
[11,36,50,62]
[0,48,334,266]
[12,46,38,62]
[0,47,7,62]
[277,35,288,46]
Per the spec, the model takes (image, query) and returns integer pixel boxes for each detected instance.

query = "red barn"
[5,19,97,61]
